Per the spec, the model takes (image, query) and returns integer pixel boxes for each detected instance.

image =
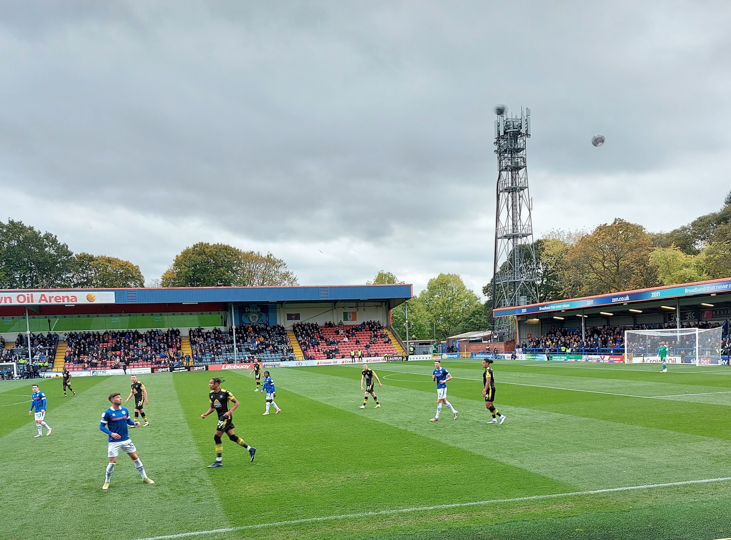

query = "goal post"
[624,327,724,366]
[0,362,18,379]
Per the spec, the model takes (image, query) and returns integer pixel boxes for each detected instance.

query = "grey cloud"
[1,0,730,294]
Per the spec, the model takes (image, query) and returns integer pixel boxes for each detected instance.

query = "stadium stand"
[62,329,182,370]
[521,321,728,355]
[292,321,398,360]
[189,324,294,364]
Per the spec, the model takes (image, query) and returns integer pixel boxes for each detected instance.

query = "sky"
[1,1,730,298]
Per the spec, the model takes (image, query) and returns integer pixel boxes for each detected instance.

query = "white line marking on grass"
[0,400,30,408]
[131,476,731,540]
[382,371,731,401]
[502,381,731,400]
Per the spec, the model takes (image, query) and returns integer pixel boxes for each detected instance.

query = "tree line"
[484,192,731,312]
[0,220,297,289]
[369,271,488,343]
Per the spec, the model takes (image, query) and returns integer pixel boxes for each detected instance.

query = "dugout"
[493,277,731,349]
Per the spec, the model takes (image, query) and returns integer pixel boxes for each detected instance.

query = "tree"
[725,191,731,207]
[702,241,731,279]
[655,205,731,255]
[561,219,657,296]
[161,243,298,287]
[648,246,707,286]
[367,271,404,285]
[420,274,483,341]
[161,243,245,287]
[239,251,298,286]
[459,302,490,334]
[72,253,145,288]
[0,220,75,289]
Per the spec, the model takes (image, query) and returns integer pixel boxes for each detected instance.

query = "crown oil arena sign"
[0,291,116,305]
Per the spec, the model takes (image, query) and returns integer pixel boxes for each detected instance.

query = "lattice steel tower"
[491,107,539,341]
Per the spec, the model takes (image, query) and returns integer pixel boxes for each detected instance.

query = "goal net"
[0,362,18,379]
[624,327,724,366]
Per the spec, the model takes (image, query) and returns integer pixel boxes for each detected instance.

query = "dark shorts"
[134,397,145,410]
[365,383,375,393]
[63,379,71,388]
[216,416,234,432]
[485,387,496,402]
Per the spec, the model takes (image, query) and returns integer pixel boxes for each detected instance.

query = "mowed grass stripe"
[128,477,731,540]
[173,370,574,533]
[0,373,227,540]
[0,375,109,437]
[369,361,731,440]
[255,365,731,490]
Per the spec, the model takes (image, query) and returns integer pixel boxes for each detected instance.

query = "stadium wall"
[0,311,224,334]
[277,302,389,327]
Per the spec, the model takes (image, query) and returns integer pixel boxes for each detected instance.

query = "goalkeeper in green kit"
[659,342,668,372]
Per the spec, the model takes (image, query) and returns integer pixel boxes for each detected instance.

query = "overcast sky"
[1,1,729,298]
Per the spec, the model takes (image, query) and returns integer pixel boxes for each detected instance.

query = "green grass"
[2,360,731,539]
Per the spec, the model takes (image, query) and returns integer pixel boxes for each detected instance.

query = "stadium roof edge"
[0,284,414,307]
[493,276,731,317]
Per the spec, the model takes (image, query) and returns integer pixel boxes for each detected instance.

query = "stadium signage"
[514,353,548,361]
[207,363,254,371]
[631,356,682,364]
[0,290,116,305]
[495,278,731,317]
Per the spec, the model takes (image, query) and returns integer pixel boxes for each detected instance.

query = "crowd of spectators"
[189,324,293,363]
[0,333,56,378]
[64,329,182,369]
[293,320,396,360]
[521,321,728,355]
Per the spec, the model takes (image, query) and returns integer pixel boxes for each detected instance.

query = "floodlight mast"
[491,107,539,342]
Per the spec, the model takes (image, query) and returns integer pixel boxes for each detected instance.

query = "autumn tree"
[702,242,731,279]
[367,271,404,285]
[648,246,707,286]
[0,220,75,289]
[161,243,297,287]
[561,219,657,296]
[240,251,298,286]
[655,204,731,254]
[73,253,145,288]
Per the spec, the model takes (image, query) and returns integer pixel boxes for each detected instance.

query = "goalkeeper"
[659,342,668,372]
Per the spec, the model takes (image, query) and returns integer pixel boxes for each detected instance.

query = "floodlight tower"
[491,107,539,342]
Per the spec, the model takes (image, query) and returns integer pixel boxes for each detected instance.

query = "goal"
[624,327,724,366]
[0,362,18,379]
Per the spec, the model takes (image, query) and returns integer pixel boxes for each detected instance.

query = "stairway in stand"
[286,330,305,360]
[386,330,406,356]
[180,337,193,365]
[52,342,68,372]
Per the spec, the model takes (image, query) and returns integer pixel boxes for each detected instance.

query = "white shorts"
[265,392,275,400]
[108,439,137,458]
[437,388,447,400]
[34,412,45,421]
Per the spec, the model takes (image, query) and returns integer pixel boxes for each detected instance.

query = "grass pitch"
[2,360,731,539]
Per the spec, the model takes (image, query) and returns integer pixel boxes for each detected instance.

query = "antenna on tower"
[491,105,539,342]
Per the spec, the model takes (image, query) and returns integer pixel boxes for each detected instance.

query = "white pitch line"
[131,476,731,540]
[499,381,731,400]
[380,370,731,401]
[0,400,31,408]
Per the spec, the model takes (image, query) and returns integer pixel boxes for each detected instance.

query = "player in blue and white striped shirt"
[29,384,52,437]
[99,392,154,490]
[261,371,281,415]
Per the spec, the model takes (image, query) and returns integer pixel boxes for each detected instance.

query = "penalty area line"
[130,476,731,540]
